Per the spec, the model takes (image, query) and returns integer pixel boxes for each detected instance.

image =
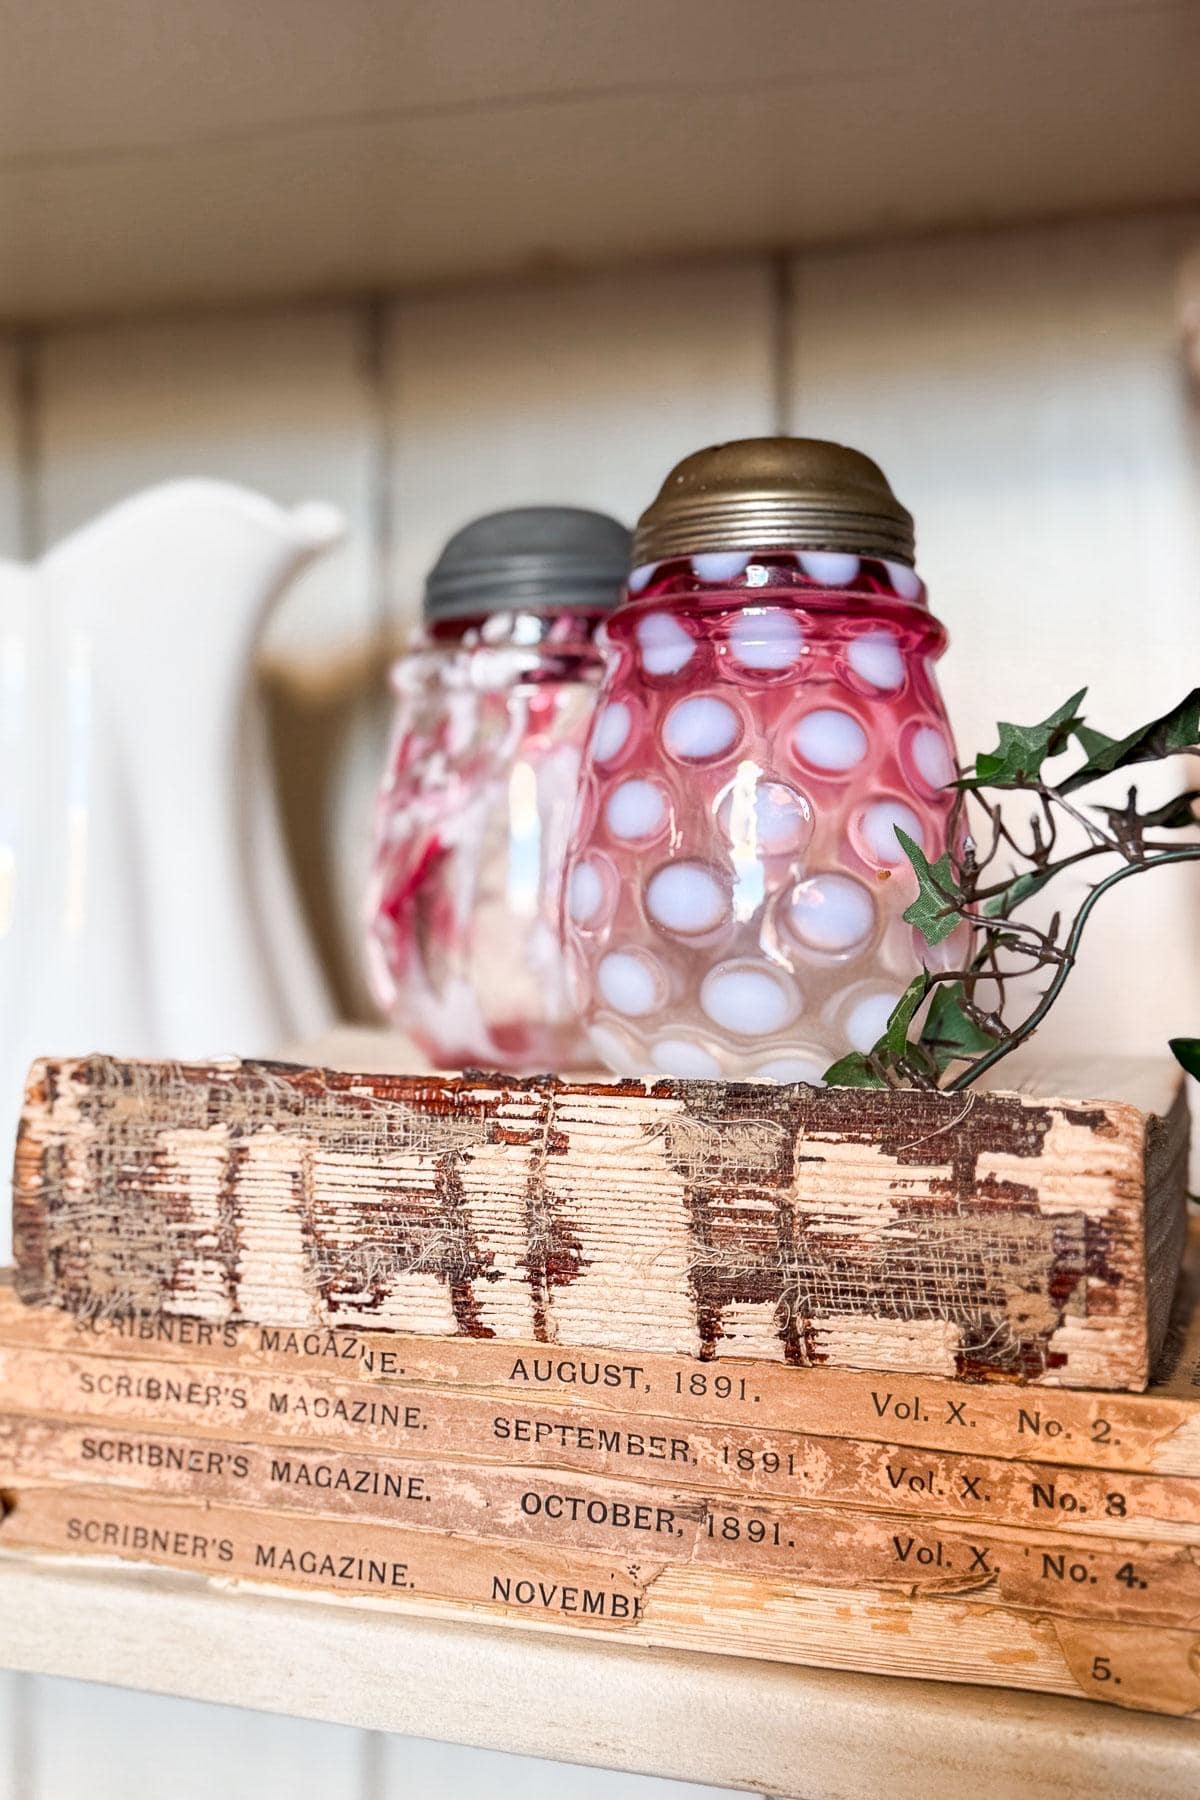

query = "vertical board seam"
[361,296,394,638]
[358,1727,387,1800]
[12,328,43,558]
[769,251,795,436]
[11,1672,38,1797]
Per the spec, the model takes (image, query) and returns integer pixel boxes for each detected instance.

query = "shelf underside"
[1,0,1197,321]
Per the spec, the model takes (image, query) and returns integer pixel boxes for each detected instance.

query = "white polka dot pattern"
[592,701,632,764]
[568,860,605,925]
[651,1036,723,1078]
[787,873,875,953]
[910,724,955,792]
[692,551,752,583]
[588,1022,638,1073]
[702,962,800,1037]
[753,1053,828,1085]
[627,562,659,595]
[800,550,861,587]
[885,560,923,602]
[663,695,741,762]
[728,607,804,671]
[597,950,663,1017]
[646,862,729,935]
[845,987,904,1053]
[857,799,924,867]
[369,619,605,1076]
[606,778,669,842]
[563,557,958,1080]
[637,610,694,674]
[720,780,813,857]
[847,628,905,691]
[792,708,868,773]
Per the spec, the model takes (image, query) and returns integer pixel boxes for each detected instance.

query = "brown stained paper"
[12,1055,1188,1388]
[1051,1617,1200,1716]
[4,1391,1200,1546]
[3,1486,1200,1718]
[1,1485,655,1622]
[6,1257,1200,1479]
[2,1415,1199,1626]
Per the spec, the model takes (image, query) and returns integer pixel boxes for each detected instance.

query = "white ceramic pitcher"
[0,480,343,1257]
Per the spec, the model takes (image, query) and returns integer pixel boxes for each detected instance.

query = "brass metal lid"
[632,437,915,568]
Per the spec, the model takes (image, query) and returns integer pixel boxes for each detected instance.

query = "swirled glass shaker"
[367,506,630,1072]
[561,439,962,1082]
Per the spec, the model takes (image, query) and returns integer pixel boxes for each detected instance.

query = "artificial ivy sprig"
[824,689,1200,1091]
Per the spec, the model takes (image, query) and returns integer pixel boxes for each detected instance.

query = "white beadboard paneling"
[384,260,777,630]
[0,334,25,1271]
[26,1677,369,1800]
[375,1735,758,1800]
[33,306,385,1016]
[34,307,378,659]
[0,1673,25,1800]
[785,212,1200,1070]
[0,336,22,554]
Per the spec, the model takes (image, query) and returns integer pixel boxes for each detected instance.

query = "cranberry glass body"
[367,507,629,1073]
[561,445,960,1082]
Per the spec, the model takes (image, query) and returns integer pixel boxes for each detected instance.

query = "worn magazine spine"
[1,1411,1198,1627]
[3,1388,1200,1546]
[13,1054,1183,1389]
[4,1284,1200,1478]
[2,1485,1199,1718]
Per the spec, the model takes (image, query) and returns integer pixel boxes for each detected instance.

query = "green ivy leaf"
[1061,690,1200,794]
[824,981,1001,1085]
[921,983,1000,1071]
[1169,1038,1200,1081]
[823,978,931,1086]
[980,867,1059,917]
[821,1051,887,1088]
[959,689,1088,791]
[1074,724,1117,762]
[879,974,933,1058]
[897,829,962,946]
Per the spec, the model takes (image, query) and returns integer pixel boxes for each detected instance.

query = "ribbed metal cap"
[633,437,915,568]
[424,506,631,621]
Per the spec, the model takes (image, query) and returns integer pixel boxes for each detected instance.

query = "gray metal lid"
[424,506,632,621]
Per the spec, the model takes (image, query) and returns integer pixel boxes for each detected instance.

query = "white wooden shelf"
[2,0,1196,322]
[1,1555,1196,1799]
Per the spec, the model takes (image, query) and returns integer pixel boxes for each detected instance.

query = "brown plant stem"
[945,847,1200,1092]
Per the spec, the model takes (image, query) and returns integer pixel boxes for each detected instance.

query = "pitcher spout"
[289,498,345,556]
[41,478,345,641]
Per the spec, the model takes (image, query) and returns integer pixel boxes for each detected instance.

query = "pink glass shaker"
[367,506,629,1072]
[561,438,961,1082]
